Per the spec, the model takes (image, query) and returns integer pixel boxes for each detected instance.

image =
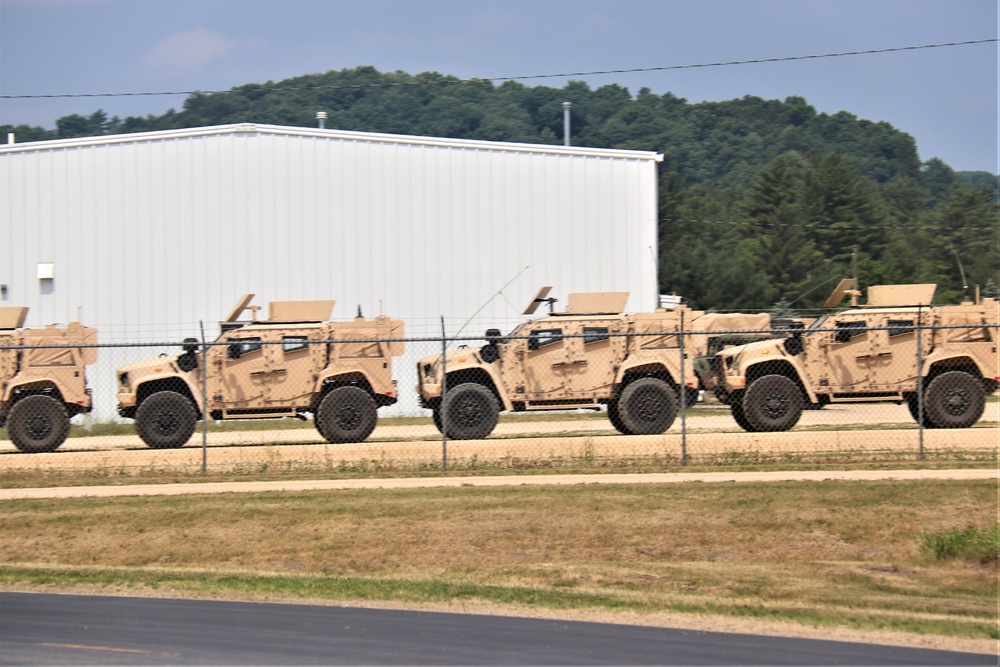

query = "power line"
[2,38,995,100]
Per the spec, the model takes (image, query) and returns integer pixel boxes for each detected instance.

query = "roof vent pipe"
[562,102,572,147]
[316,111,327,129]
[6,133,14,145]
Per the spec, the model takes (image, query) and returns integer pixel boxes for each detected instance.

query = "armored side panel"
[0,307,29,330]
[268,300,335,323]
[565,292,629,315]
[866,284,936,307]
[327,318,402,354]
[693,312,771,333]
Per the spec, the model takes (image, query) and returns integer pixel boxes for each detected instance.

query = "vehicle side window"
[228,337,262,359]
[283,335,309,353]
[834,321,866,343]
[528,328,563,350]
[583,327,610,344]
[887,320,914,337]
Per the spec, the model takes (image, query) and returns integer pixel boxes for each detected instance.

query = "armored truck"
[710,283,999,432]
[416,288,702,439]
[117,295,404,448]
[1,307,98,453]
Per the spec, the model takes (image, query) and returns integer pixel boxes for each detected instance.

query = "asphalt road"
[0,592,993,666]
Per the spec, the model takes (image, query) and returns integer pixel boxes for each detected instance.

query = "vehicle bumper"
[722,376,746,391]
[117,392,137,409]
[418,383,441,399]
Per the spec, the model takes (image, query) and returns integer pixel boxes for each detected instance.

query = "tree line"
[3,66,996,311]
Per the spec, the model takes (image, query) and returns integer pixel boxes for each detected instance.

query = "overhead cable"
[2,38,995,100]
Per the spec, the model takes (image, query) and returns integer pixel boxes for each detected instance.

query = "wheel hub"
[335,406,361,429]
[24,414,53,440]
[454,397,484,426]
[761,391,789,419]
[942,389,970,416]
[153,411,180,435]
[634,391,660,422]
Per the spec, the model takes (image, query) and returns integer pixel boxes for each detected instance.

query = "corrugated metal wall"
[0,124,661,416]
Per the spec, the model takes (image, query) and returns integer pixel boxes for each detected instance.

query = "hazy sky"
[1,0,997,172]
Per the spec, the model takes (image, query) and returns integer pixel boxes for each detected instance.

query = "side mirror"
[182,337,199,354]
[228,343,243,359]
[485,328,502,343]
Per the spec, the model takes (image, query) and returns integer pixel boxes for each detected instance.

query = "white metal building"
[0,123,663,417]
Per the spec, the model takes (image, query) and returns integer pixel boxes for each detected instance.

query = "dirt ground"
[1,402,996,471]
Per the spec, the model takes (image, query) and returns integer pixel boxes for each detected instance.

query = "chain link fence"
[1,319,997,480]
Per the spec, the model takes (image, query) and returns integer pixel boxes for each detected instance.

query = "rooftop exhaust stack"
[562,102,572,146]
[316,111,327,129]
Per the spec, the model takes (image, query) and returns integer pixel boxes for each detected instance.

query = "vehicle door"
[207,330,267,409]
[868,313,920,391]
[264,329,323,407]
[558,319,621,399]
[817,315,873,391]
[516,323,570,400]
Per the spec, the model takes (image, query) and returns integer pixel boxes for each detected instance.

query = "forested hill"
[4,66,997,309]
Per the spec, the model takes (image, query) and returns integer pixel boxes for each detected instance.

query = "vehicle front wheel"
[431,406,443,433]
[441,383,499,440]
[923,371,985,429]
[316,387,378,443]
[607,399,632,435]
[741,375,803,432]
[617,378,677,435]
[730,397,757,432]
[7,395,71,453]
[135,391,197,449]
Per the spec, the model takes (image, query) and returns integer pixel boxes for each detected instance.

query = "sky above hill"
[1,0,996,173]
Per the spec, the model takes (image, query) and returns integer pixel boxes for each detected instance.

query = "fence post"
[199,320,208,475]
[679,311,687,466]
[440,316,448,472]
[915,306,924,461]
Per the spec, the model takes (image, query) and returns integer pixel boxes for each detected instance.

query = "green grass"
[2,480,997,641]
[923,524,1000,566]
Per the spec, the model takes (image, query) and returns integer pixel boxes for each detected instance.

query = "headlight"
[725,355,739,371]
[118,372,129,388]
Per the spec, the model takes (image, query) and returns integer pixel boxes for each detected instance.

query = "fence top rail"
[1,321,998,351]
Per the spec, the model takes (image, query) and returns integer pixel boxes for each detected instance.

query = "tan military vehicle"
[117,295,404,448]
[710,281,1000,431]
[416,288,702,439]
[0,307,98,453]
[690,312,772,390]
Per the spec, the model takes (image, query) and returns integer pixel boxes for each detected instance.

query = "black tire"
[7,395,70,453]
[906,393,933,427]
[617,378,677,435]
[316,387,378,443]
[607,399,632,435]
[742,374,804,432]
[923,371,985,429]
[441,383,499,440]
[678,386,699,409]
[730,398,757,432]
[135,391,197,449]
[431,407,443,434]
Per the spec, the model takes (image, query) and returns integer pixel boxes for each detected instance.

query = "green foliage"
[921,524,999,565]
[4,66,997,308]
